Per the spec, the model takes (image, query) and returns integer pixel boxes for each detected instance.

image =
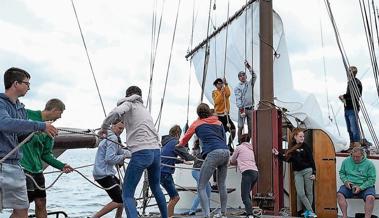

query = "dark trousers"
[241,170,259,215]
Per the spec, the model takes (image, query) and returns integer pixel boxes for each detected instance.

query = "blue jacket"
[0,93,45,162]
[160,135,181,175]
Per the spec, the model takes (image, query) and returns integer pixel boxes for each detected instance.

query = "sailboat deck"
[141,215,301,218]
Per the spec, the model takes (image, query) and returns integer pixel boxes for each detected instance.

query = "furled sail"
[187,1,346,151]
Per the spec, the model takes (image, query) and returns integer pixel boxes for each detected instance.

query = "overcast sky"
[0,0,377,143]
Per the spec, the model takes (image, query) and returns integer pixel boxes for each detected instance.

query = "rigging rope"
[185,0,197,130]
[324,0,379,150]
[155,0,182,131]
[200,0,214,102]
[146,0,166,111]
[70,0,106,117]
[318,0,332,123]
[0,132,35,164]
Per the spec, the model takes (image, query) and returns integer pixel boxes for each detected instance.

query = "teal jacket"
[20,110,65,173]
[339,155,376,190]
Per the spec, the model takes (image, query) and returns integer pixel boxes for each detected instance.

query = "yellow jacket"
[212,85,231,114]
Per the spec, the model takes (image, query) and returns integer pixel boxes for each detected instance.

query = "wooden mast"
[253,0,283,214]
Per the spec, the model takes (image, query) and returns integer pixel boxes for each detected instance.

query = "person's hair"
[197,103,211,119]
[240,134,250,143]
[238,71,246,77]
[285,128,305,160]
[4,67,31,89]
[112,119,123,126]
[351,146,365,156]
[45,98,65,111]
[125,86,142,97]
[169,125,182,138]
[349,66,358,75]
[193,138,200,150]
[213,78,223,86]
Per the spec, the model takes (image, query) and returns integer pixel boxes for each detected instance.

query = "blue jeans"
[344,109,361,142]
[123,149,167,218]
[198,149,230,217]
[189,170,211,214]
[160,172,179,198]
[241,170,258,215]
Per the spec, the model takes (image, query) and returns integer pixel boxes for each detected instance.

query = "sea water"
[1,148,150,218]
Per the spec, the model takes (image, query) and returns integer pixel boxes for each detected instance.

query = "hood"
[161,135,176,146]
[0,93,12,103]
[201,115,221,124]
[351,153,368,164]
[117,94,143,106]
[0,93,23,107]
[240,142,253,150]
[0,93,7,100]
[106,129,121,143]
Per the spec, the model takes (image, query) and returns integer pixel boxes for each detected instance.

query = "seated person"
[337,147,376,218]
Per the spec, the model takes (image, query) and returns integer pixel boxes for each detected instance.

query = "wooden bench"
[176,186,236,193]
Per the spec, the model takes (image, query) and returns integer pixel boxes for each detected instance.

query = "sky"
[0,0,378,145]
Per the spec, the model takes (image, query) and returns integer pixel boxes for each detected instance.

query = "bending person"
[98,86,167,218]
[177,103,229,218]
[160,125,193,217]
[92,120,130,218]
[20,98,73,218]
[230,134,258,217]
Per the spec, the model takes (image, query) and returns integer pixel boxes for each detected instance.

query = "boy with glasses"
[0,67,57,218]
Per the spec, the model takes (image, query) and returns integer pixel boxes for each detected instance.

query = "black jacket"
[343,77,362,111]
[279,143,316,175]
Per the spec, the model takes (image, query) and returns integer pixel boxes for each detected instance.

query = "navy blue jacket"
[160,135,181,174]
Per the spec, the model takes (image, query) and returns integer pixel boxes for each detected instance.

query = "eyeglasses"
[18,81,30,87]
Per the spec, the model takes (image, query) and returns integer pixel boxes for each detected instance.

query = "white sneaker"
[213,213,227,218]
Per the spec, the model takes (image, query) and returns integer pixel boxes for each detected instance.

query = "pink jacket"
[230,142,258,173]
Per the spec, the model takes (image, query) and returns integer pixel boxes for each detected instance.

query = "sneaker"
[213,213,227,218]
[307,211,317,217]
[211,185,218,191]
[301,210,310,217]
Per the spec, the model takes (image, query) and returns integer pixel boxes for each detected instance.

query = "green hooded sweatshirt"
[20,110,65,173]
[339,154,376,190]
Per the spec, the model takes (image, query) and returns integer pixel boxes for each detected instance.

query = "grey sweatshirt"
[101,95,161,153]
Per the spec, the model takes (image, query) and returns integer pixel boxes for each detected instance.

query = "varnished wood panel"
[312,129,337,218]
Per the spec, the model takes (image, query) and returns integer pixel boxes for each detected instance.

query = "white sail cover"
[189,2,346,151]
